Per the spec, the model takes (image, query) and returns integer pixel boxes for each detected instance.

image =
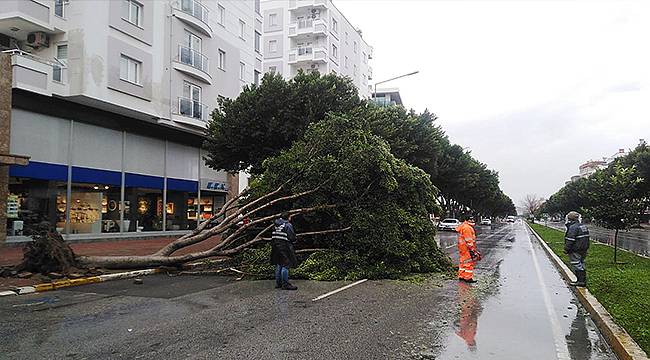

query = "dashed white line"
[312,279,368,302]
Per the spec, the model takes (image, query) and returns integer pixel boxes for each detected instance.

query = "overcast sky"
[334,0,650,207]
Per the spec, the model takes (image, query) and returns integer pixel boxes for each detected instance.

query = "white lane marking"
[526,228,571,360]
[312,279,368,302]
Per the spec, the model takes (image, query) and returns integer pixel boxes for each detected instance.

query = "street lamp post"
[372,70,420,101]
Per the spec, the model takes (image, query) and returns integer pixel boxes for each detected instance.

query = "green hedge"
[529,223,650,354]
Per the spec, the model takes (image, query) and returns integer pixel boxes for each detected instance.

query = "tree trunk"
[614,228,619,263]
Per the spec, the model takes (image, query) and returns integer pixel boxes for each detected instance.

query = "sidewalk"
[0,235,222,289]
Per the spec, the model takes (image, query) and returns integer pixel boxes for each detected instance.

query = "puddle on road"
[411,224,615,360]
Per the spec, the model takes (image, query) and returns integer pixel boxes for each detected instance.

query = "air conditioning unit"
[26,32,49,48]
[310,64,319,69]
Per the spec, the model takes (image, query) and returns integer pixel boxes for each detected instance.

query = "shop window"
[7,178,67,236]
[198,192,226,223]
[125,173,164,232]
[167,190,198,230]
[69,183,122,234]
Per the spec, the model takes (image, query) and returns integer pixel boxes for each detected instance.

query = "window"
[122,0,143,27]
[218,49,226,70]
[240,62,245,80]
[344,56,348,69]
[353,64,358,76]
[345,31,349,44]
[120,54,141,85]
[53,44,68,82]
[268,40,277,53]
[54,0,65,18]
[254,70,260,85]
[255,31,261,53]
[353,41,357,53]
[332,18,338,33]
[180,81,202,119]
[218,4,225,26]
[180,30,204,70]
[269,13,278,26]
[255,0,261,14]
[239,20,246,39]
[331,44,338,59]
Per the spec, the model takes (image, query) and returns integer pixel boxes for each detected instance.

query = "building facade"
[1,0,262,241]
[260,0,373,98]
[372,88,402,107]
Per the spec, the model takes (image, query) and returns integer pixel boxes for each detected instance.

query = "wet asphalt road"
[0,222,615,359]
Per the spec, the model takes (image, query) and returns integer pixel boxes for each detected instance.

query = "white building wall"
[7,0,262,134]
[260,0,373,98]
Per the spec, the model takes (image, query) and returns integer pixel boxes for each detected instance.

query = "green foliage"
[244,113,453,279]
[585,164,643,230]
[203,71,361,174]
[530,223,650,354]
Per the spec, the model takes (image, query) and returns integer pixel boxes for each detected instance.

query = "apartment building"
[372,88,403,107]
[260,0,373,98]
[0,0,262,241]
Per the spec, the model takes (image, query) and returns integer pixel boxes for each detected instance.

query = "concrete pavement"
[0,222,615,359]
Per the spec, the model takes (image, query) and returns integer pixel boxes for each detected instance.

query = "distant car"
[506,216,516,223]
[480,218,492,226]
[438,218,460,231]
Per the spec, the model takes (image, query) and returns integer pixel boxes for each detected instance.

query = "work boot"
[275,281,282,289]
[464,278,477,283]
[569,271,586,287]
[282,282,298,291]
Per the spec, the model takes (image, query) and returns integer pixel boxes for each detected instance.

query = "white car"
[438,218,460,231]
[480,218,492,226]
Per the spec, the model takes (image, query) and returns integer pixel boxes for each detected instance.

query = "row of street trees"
[29,71,514,278]
[541,142,649,262]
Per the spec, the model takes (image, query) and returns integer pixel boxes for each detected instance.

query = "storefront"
[6,108,233,240]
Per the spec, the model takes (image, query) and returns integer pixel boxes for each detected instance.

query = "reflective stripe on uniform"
[576,234,589,238]
[565,237,575,241]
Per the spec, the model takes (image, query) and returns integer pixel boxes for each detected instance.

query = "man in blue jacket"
[564,211,590,287]
[270,212,298,290]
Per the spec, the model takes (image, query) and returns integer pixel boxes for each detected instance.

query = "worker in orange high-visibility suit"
[456,217,481,283]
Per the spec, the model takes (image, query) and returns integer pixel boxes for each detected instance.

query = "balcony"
[173,45,212,84]
[173,97,209,128]
[172,0,212,37]
[288,18,327,37]
[0,0,58,41]
[4,49,56,96]
[288,0,327,11]
[288,46,327,64]
[368,66,373,80]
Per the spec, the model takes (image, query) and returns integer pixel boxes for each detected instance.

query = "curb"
[526,222,649,360]
[0,268,162,297]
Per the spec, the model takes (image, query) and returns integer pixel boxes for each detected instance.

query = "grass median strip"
[529,223,650,354]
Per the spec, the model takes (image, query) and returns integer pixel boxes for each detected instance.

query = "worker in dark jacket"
[564,211,590,287]
[270,212,298,290]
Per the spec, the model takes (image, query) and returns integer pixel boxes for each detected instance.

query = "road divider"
[526,222,648,360]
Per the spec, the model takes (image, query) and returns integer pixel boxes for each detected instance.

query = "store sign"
[7,194,19,219]
[200,179,228,192]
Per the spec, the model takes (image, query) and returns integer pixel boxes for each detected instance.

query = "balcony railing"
[289,0,327,10]
[178,97,208,121]
[178,44,209,74]
[178,0,209,25]
[288,18,327,37]
[288,46,327,64]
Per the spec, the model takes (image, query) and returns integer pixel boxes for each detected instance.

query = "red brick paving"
[0,235,223,289]
[0,235,222,267]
